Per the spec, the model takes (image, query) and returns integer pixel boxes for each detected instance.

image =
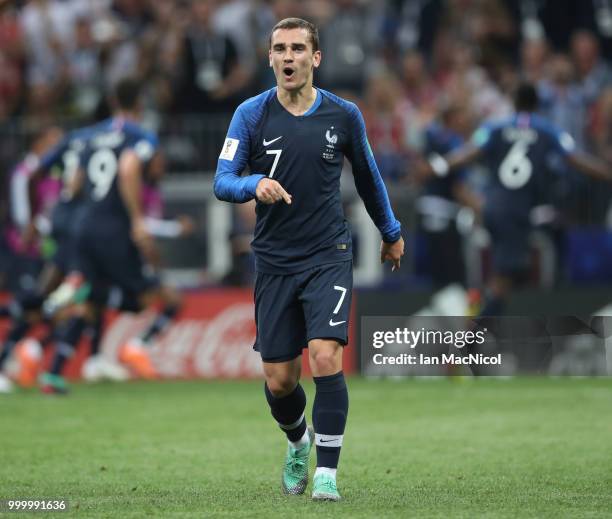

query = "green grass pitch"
[1,378,611,518]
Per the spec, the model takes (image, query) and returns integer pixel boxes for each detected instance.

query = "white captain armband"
[429,153,449,177]
[144,217,183,238]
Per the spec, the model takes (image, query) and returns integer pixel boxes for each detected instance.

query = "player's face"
[269,28,321,92]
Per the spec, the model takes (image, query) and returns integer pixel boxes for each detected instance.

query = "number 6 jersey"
[471,112,575,222]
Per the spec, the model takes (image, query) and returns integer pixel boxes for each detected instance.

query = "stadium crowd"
[0,0,611,171]
[1,0,612,290]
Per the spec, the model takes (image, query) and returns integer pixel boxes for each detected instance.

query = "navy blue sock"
[141,304,179,344]
[264,382,307,442]
[313,371,349,469]
[49,317,86,376]
[87,313,104,356]
[479,292,505,317]
[0,320,30,369]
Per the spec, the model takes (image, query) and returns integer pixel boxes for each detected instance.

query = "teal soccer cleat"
[281,426,314,495]
[312,472,341,501]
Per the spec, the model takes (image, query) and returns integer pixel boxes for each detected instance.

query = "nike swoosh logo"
[263,136,282,146]
[319,439,337,443]
[329,319,346,327]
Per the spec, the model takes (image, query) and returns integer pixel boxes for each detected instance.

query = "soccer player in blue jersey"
[39,79,182,392]
[426,83,612,316]
[214,18,404,501]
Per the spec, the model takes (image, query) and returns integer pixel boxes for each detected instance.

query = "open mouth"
[283,67,295,79]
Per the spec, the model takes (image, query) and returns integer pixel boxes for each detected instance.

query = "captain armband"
[429,153,449,178]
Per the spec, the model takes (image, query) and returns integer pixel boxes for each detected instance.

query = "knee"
[309,343,341,376]
[265,374,298,397]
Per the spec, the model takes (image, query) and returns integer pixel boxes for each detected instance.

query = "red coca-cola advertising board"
[0,289,357,380]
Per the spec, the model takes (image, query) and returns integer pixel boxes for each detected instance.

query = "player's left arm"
[345,103,404,270]
[567,152,612,182]
[118,149,158,265]
[549,127,612,182]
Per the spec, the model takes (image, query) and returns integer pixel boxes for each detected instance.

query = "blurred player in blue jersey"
[40,78,182,393]
[214,18,404,501]
[418,102,482,290]
[426,83,612,316]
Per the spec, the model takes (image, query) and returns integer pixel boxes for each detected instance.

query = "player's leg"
[300,261,353,501]
[480,213,530,317]
[263,357,315,495]
[308,339,347,501]
[255,271,314,495]
[479,274,513,317]
[40,233,98,393]
[124,284,181,352]
[40,302,91,394]
[0,289,46,392]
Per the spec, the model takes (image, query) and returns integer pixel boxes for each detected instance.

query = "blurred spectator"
[102,0,153,93]
[570,30,612,104]
[213,0,257,76]
[381,0,442,57]
[521,37,549,83]
[138,0,189,114]
[20,0,81,119]
[434,39,512,122]
[538,53,589,150]
[66,14,103,117]
[400,51,440,124]
[361,73,411,182]
[591,87,612,165]
[0,2,24,121]
[176,0,250,113]
[314,0,381,95]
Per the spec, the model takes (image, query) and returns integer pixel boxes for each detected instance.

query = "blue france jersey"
[40,127,99,194]
[78,118,158,233]
[214,88,401,274]
[472,113,575,219]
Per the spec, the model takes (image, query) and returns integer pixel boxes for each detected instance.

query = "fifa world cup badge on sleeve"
[220,138,239,161]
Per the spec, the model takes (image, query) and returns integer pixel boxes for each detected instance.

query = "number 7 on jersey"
[266,149,282,178]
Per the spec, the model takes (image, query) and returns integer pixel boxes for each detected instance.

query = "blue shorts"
[254,260,353,363]
[75,228,158,298]
[50,200,86,274]
[484,212,531,276]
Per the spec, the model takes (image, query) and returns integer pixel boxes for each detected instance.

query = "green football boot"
[40,372,69,395]
[281,426,314,495]
[312,472,341,501]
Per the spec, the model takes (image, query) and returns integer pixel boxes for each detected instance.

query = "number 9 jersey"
[79,117,158,233]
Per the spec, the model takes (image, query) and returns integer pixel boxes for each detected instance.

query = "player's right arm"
[214,103,291,205]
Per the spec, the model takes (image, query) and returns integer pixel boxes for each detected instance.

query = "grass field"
[1,377,611,518]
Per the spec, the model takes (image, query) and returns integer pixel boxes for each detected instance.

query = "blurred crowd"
[1,0,612,223]
[1,0,611,168]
